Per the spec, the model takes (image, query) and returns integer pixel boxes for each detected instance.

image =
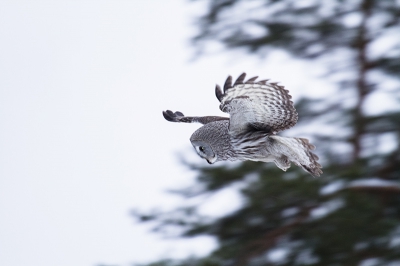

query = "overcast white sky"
[1,1,397,266]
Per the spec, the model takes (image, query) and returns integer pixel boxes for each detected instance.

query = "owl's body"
[163,73,322,177]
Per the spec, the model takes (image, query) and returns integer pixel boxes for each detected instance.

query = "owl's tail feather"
[296,137,322,177]
[269,135,322,177]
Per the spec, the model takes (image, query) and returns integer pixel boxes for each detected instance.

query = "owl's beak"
[206,156,217,164]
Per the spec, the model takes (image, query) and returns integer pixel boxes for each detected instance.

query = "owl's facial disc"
[191,141,217,164]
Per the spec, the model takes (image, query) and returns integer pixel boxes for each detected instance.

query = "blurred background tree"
[135,0,400,265]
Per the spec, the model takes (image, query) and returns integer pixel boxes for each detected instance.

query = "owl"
[163,73,322,177]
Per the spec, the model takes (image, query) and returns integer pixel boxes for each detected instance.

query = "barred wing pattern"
[215,73,298,136]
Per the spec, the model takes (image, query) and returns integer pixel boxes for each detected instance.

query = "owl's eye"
[199,146,205,152]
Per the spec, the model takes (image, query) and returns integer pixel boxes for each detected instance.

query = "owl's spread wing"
[163,110,229,125]
[215,73,298,135]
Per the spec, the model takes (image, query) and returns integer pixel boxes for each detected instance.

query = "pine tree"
[136,0,400,265]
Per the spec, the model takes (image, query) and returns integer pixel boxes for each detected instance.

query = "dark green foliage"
[135,0,400,265]
[135,258,222,266]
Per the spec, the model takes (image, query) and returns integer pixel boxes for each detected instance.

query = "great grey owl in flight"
[163,73,322,177]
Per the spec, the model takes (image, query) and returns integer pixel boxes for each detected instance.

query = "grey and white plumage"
[163,73,322,177]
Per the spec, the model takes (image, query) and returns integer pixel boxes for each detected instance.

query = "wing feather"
[245,76,258,84]
[233,73,246,86]
[216,73,298,135]
[223,76,232,93]
[215,84,224,102]
[162,110,228,125]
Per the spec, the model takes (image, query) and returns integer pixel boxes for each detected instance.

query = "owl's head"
[189,121,231,164]
[191,140,217,164]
